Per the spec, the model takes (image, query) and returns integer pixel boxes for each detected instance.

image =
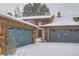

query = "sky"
[47,3,79,16]
[0,3,79,16]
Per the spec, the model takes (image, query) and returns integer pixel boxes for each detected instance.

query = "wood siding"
[32,19,50,25]
[44,26,79,30]
[44,27,48,42]
[32,28,37,43]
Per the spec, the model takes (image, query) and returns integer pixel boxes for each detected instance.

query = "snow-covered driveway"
[14,42,79,56]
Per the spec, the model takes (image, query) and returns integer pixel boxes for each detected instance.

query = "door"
[38,29,42,37]
[15,28,32,47]
[49,29,60,42]
[8,26,32,48]
[49,29,79,43]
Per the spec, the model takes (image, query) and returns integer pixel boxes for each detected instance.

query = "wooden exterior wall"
[44,27,49,42]
[48,26,79,30]
[32,28,37,43]
[0,17,9,47]
[32,19,50,25]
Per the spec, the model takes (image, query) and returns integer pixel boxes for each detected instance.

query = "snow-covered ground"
[35,38,42,42]
[14,42,79,56]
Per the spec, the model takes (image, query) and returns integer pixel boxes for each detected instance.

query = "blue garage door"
[49,29,79,43]
[7,26,32,48]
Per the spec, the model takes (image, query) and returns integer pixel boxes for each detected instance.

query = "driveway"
[14,42,79,56]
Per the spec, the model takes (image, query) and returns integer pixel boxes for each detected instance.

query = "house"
[19,15,53,38]
[41,15,79,42]
[0,12,37,55]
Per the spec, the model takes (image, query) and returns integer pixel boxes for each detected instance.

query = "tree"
[32,3,41,16]
[22,3,33,16]
[40,4,50,15]
[14,5,22,18]
[22,3,50,17]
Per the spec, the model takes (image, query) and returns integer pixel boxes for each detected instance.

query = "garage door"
[7,26,32,48]
[49,29,79,43]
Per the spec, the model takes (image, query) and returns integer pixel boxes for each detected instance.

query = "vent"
[57,12,61,17]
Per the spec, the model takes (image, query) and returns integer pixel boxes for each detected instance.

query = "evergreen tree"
[23,3,33,16]
[32,3,41,16]
[22,3,50,17]
[14,5,22,17]
[40,4,50,15]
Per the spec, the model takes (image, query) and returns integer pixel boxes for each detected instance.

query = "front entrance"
[36,28,45,42]
[38,29,42,37]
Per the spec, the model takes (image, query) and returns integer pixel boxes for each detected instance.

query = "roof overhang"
[18,15,53,20]
[0,12,38,28]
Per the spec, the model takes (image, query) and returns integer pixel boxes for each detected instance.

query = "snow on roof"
[18,15,53,20]
[42,15,79,27]
[0,12,38,28]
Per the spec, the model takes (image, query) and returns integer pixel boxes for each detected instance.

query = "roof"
[18,15,53,20]
[0,12,38,28]
[42,15,79,27]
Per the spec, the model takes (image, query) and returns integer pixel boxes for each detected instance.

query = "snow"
[36,38,42,42]
[18,15,53,20]
[0,12,38,28]
[14,42,79,56]
[42,15,79,27]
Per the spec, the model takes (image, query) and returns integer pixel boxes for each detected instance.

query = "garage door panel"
[8,26,32,48]
[49,30,60,42]
[7,28,16,48]
[49,29,79,43]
